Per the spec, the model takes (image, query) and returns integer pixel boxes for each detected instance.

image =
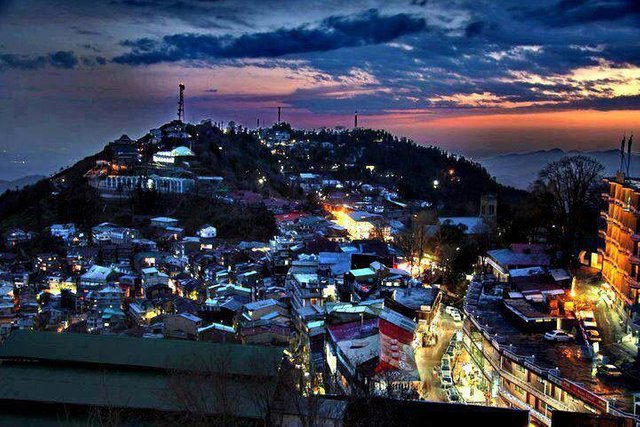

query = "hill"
[0,121,526,239]
[0,175,46,194]
[479,148,638,189]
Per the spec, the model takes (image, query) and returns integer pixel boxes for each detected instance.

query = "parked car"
[544,330,574,342]
[444,306,457,316]
[598,364,623,378]
[446,345,456,357]
[441,373,454,388]
[579,310,598,329]
[451,311,462,322]
[586,329,602,342]
[447,387,462,403]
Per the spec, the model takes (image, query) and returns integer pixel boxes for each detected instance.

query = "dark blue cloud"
[113,9,427,65]
[0,53,46,70]
[48,51,78,69]
[518,0,640,27]
[0,51,102,70]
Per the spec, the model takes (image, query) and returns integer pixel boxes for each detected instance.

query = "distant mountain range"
[477,148,640,190]
[0,175,45,194]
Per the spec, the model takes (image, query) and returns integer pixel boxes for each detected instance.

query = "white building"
[80,265,116,289]
[50,223,77,240]
[152,146,195,165]
[198,225,217,239]
[96,174,195,195]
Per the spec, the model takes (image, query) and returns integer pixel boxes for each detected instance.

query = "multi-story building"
[462,281,639,427]
[599,173,640,320]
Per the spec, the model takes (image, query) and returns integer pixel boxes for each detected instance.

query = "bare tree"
[395,211,435,275]
[533,155,604,264]
[162,349,279,426]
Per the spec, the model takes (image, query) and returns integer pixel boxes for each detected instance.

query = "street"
[415,312,458,402]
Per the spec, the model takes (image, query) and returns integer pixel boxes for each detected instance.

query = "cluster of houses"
[0,124,509,398]
[0,197,456,396]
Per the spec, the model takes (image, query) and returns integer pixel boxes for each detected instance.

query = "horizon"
[1,0,639,178]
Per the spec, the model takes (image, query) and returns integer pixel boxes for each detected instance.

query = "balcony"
[627,275,640,289]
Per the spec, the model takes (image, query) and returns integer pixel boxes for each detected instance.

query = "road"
[415,313,459,402]
[573,276,637,364]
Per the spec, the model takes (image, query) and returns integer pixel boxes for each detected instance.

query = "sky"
[0,0,639,179]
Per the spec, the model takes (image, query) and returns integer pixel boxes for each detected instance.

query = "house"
[79,265,117,290]
[141,267,169,289]
[198,225,217,239]
[95,285,123,312]
[238,299,292,345]
[150,217,179,229]
[326,318,380,393]
[164,312,203,340]
[198,322,237,343]
[5,229,34,247]
[49,223,77,240]
[483,244,551,282]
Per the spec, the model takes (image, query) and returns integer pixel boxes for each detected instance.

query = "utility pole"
[177,83,185,123]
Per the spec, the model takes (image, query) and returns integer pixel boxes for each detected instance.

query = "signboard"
[561,380,609,413]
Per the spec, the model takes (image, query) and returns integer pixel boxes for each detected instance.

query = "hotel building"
[599,173,640,320]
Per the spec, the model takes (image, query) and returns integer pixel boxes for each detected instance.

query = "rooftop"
[465,287,631,407]
[0,331,282,377]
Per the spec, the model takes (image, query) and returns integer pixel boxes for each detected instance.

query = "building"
[0,331,284,424]
[483,245,550,282]
[377,308,418,373]
[599,175,640,321]
[96,174,195,195]
[151,217,179,228]
[164,312,203,340]
[198,225,217,239]
[461,280,640,426]
[49,223,77,240]
[332,210,382,240]
[95,285,123,311]
[79,265,117,290]
[152,146,195,165]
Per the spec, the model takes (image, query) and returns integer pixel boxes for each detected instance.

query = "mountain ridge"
[478,147,640,189]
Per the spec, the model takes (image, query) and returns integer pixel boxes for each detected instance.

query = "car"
[586,329,602,342]
[447,387,462,403]
[444,306,458,316]
[579,310,598,329]
[544,330,574,342]
[441,362,451,375]
[451,311,462,322]
[598,364,623,378]
[441,373,454,388]
[446,345,456,357]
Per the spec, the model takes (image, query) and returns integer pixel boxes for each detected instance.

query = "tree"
[394,211,435,275]
[532,155,604,265]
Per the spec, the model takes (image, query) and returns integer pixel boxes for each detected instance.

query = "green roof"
[0,331,285,420]
[0,364,275,419]
[0,331,283,376]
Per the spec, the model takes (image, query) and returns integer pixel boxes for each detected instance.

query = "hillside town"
[0,109,638,426]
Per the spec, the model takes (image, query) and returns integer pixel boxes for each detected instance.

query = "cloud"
[0,53,46,70]
[519,0,640,27]
[113,9,427,65]
[0,51,102,70]
[48,51,79,69]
